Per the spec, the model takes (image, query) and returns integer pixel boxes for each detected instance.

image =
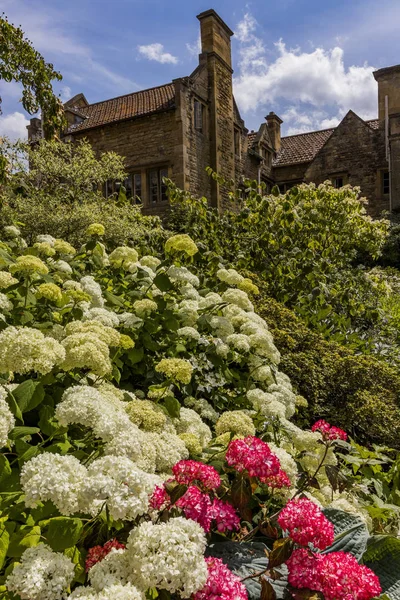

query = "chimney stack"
[197,9,233,68]
[266,112,283,153]
[373,65,400,120]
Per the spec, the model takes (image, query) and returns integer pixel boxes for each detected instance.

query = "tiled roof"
[273,119,381,167]
[67,83,175,133]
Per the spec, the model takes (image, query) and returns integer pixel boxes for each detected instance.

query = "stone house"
[27,9,400,217]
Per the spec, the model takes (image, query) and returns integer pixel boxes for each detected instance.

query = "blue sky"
[1,0,399,140]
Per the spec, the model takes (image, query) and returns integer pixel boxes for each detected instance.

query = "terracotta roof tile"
[67,83,175,133]
[273,118,381,167]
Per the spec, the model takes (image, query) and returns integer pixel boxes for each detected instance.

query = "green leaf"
[12,380,45,413]
[0,522,10,570]
[64,545,86,584]
[154,273,173,292]
[104,290,125,307]
[18,445,39,467]
[7,525,41,557]
[127,348,144,365]
[0,455,12,485]
[6,391,23,422]
[363,536,400,598]
[231,474,252,521]
[45,517,83,551]
[8,426,40,440]
[323,508,369,560]
[268,537,294,569]
[164,396,181,419]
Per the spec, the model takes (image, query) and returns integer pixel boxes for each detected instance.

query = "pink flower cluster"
[85,539,125,572]
[311,419,348,442]
[149,461,240,534]
[193,557,248,600]
[260,469,292,489]
[277,497,335,550]
[225,437,281,479]
[172,460,221,490]
[287,548,381,600]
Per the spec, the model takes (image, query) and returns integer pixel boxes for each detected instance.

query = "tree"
[0,13,65,138]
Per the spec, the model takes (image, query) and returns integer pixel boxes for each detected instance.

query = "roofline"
[78,82,174,109]
[373,64,400,80]
[280,126,335,141]
[67,104,176,135]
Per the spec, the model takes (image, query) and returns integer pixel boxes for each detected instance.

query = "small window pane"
[334,177,344,189]
[160,168,168,202]
[383,171,390,195]
[133,173,142,203]
[194,100,203,132]
[106,180,114,198]
[149,170,159,203]
[123,175,133,199]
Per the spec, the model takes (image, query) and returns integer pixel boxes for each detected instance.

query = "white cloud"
[0,112,29,141]
[186,35,201,58]
[59,86,72,102]
[233,12,378,133]
[138,43,178,64]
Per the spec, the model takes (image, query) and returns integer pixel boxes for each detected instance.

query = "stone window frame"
[193,97,206,134]
[148,166,170,204]
[380,169,390,196]
[331,174,348,189]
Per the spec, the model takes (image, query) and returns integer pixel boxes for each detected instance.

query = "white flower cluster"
[80,276,104,307]
[126,517,207,597]
[0,292,12,312]
[169,265,200,288]
[6,544,75,600]
[0,385,14,447]
[82,307,120,328]
[0,326,65,375]
[21,453,87,515]
[69,583,144,600]
[217,267,244,285]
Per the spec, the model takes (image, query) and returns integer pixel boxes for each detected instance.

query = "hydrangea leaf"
[363,535,400,599]
[45,517,83,552]
[322,508,369,560]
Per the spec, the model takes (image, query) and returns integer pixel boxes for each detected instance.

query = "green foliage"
[0,14,64,137]
[167,178,389,347]
[0,139,168,250]
[254,290,400,448]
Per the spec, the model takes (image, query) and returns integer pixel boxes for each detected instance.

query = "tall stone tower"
[197,10,235,210]
[374,65,400,212]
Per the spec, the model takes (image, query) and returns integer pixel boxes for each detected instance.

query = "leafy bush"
[0,139,167,250]
[254,289,400,448]
[0,227,397,599]
[167,179,389,348]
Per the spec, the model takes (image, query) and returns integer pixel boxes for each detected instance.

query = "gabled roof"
[66,83,176,133]
[273,118,381,167]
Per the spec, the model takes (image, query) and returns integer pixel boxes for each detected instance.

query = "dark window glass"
[105,180,114,199]
[383,170,390,195]
[333,177,344,189]
[160,168,168,202]
[123,175,133,199]
[149,170,159,203]
[234,129,240,156]
[133,174,142,203]
[194,100,203,132]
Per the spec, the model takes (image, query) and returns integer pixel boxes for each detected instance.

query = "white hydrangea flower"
[6,544,75,600]
[36,234,56,246]
[69,584,143,600]
[126,517,207,597]
[88,549,130,591]
[118,312,143,329]
[48,259,73,274]
[222,288,254,311]
[0,386,14,447]
[180,283,201,300]
[213,338,230,358]
[174,407,212,447]
[209,315,234,338]
[0,292,12,312]
[80,276,104,308]
[226,333,251,352]
[140,255,161,271]
[177,326,201,341]
[4,225,21,238]
[56,386,133,442]
[80,455,161,520]
[61,332,112,376]
[0,270,18,288]
[0,326,65,375]
[103,427,143,463]
[145,430,189,472]
[198,292,223,310]
[177,299,199,327]
[268,442,298,483]
[247,388,287,419]
[168,266,200,288]
[131,263,155,279]
[21,453,87,515]
[216,267,244,285]
[82,307,120,328]
[184,396,219,423]
[109,247,139,270]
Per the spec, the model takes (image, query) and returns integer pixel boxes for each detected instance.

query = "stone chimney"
[373,64,400,120]
[26,117,43,142]
[196,10,234,210]
[266,112,283,153]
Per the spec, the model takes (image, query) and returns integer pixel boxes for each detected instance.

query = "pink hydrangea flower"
[225,436,280,479]
[176,486,213,532]
[277,497,335,550]
[149,484,171,511]
[85,539,125,572]
[210,498,241,532]
[311,419,348,442]
[193,557,248,600]
[260,468,291,489]
[287,549,381,600]
[172,460,221,490]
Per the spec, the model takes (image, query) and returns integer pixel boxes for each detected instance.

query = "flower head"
[86,223,105,236]
[53,239,76,255]
[37,283,63,303]
[311,419,348,442]
[9,255,49,276]
[0,326,65,374]
[85,539,126,572]
[225,436,281,479]
[155,357,193,384]
[165,234,198,257]
[215,411,256,437]
[133,298,158,318]
[0,271,18,288]
[193,557,248,600]
[172,460,221,490]
[109,246,139,269]
[277,497,335,550]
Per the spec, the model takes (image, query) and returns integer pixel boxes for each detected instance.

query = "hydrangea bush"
[0,226,396,599]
